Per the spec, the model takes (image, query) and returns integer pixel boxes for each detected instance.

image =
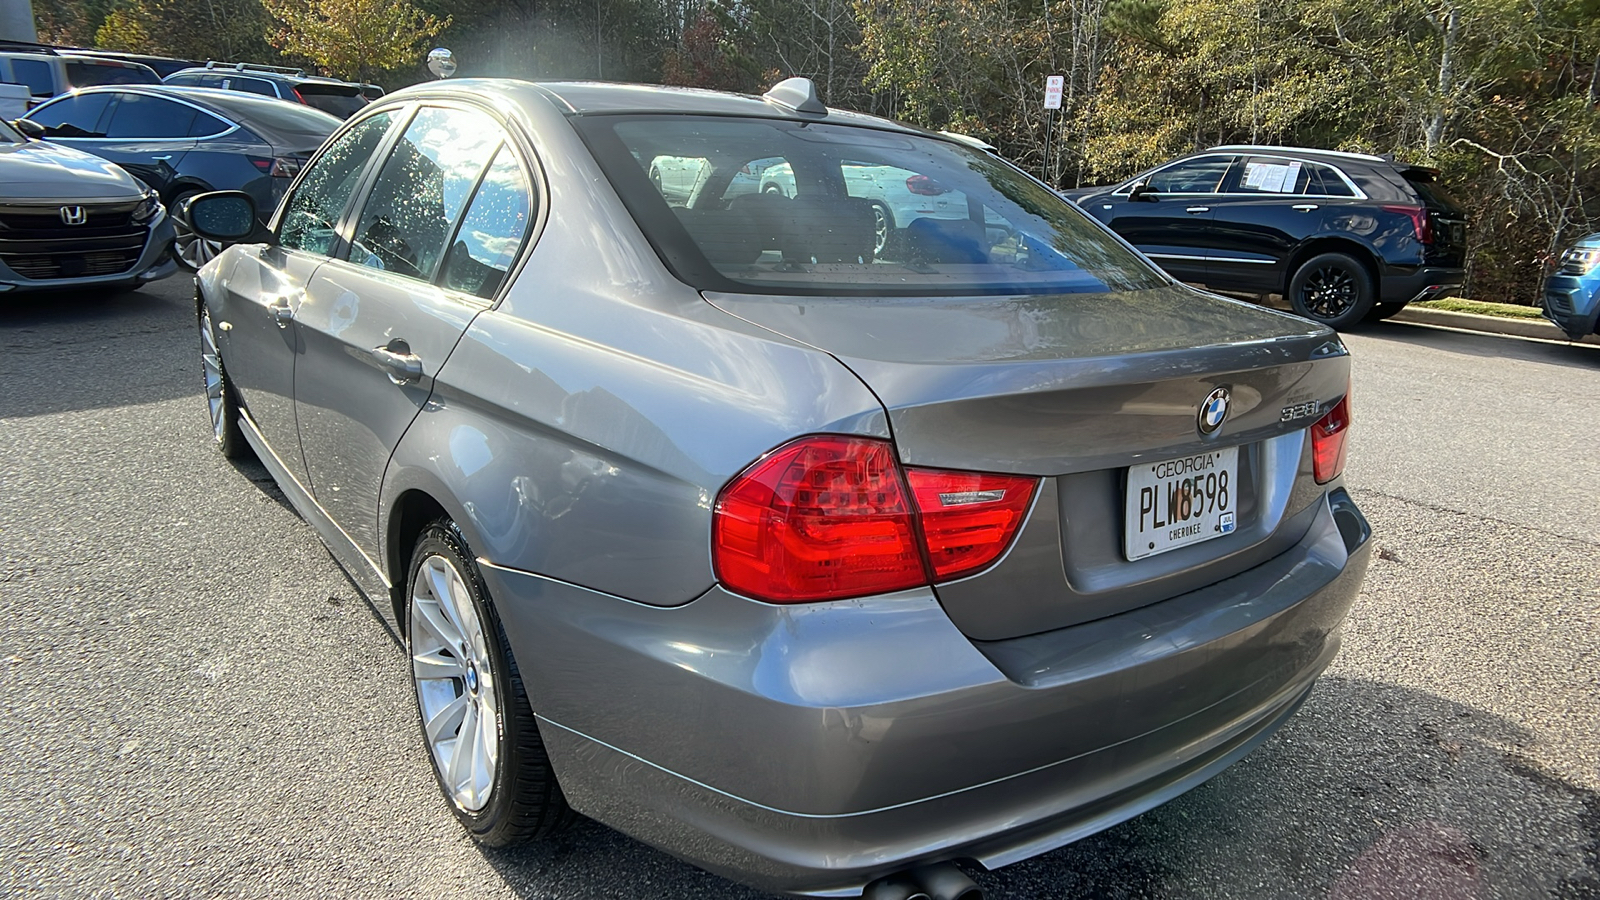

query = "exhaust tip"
[910,862,985,900]
[862,871,932,900]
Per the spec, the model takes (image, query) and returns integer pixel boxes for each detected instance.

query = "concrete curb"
[1387,306,1600,346]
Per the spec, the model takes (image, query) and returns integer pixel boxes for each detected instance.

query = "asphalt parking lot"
[1,274,1596,899]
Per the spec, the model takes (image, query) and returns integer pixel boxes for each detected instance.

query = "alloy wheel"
[871,204,890,257]
[174,216,222,270]
[199,308,226,444]
[1299,265,1358,318]
[410,553,500,813]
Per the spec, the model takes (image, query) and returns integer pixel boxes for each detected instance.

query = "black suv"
[163,62,369,118]
[1063,146,1467,328]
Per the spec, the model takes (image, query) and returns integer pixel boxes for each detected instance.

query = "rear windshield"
[1404,173,1461,212]
[576,115,1165,296]
[64,60,160,88]
[296,83,366,119]
[193,90,340,137]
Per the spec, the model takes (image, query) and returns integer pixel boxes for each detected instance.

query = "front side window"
[279,111,395,255]
[345,106,503,281]
[9,58,53,96]
[1140,158,1234,194]
[440,145,534,299]
[26,92,112,137]
[103,93,198,138]
[578,115,1164,296]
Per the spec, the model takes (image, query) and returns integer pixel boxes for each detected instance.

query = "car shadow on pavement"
[0,281,198,419]
[469,677,1597,900]
[1360,321,1600,369]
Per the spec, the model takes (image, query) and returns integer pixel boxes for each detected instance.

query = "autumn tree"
[263,0,449,82]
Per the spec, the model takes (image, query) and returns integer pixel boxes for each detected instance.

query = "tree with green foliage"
[262,0,449,82]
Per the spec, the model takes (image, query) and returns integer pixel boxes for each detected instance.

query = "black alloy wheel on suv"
[1062,145,1469,329]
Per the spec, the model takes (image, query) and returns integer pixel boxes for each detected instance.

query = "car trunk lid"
[704,284,1352,639]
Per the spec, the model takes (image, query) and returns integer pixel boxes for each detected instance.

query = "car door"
[1203,155,1336,294]
[292,103,512,557]
[215,109,399,488]
[1096,155,1234,284]
[86,91,201,190]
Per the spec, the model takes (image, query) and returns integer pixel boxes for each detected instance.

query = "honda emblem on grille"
[59,206,87,225]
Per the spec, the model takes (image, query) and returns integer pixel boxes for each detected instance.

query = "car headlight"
[131,191,162,224]
[1558,246,1600,275]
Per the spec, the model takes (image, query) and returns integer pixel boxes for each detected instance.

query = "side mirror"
[14,118,44,139]
[182,190,270,243]
[1128,181,1156,202]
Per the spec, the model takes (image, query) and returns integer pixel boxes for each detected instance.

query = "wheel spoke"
[413,645,466,680]
[424,692,469,744]
[412,598,463,650]
[471,704,495,804]
[447,700,478,796]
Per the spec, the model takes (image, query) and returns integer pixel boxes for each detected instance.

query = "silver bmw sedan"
[185,76,1370,900]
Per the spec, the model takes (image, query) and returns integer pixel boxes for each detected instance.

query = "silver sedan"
[183,76,1370,900]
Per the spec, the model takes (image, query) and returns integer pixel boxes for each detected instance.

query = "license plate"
[1124,447,1238,561]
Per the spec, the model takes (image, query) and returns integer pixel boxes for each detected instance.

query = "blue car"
[1545,234,1600,340]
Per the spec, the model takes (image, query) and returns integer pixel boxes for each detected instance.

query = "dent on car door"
[293,104,512,558]
[217,109,399,489]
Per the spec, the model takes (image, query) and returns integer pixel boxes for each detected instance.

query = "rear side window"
[164,73,202,86]
[345,106,504,280]
[64,60,159,88]
[440,145,534,299]
[103,93,198,138]
[8,58,53,96]
[27,92,112,137]
[279,111,395,255]
[230,77,277,97]
[578,115,1165,297]
[297,85,366,119]
[188,113,230,138]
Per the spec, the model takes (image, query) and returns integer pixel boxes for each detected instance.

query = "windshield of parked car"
[64,59,160,88]
[576,115,1165,296]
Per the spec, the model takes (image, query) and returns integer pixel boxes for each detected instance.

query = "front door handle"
[371,344,424,385]
[1186,206,1210,214]
[268,297,294,327]
[1293,204,1319,211]
[151,155,172,161]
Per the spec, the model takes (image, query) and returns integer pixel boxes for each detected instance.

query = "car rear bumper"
[1379,265,1465,305]
[1542,272,1600,340]
[483,488,1371,896]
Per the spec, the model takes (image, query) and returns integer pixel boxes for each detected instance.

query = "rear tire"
[405,521,574,846]
[869,201,895,259]
[1288,252,1375,329]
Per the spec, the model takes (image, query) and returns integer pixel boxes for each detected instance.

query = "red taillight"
[1382,205,1432,244]
[713,436,1039,602]
[713,436,926,603]
[1311,394,1352,483]
[249,156,273,171]
[905,174,950,196]
[906,468,1036,581]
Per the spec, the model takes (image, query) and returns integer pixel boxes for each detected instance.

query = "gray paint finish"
[194,76,1374,897]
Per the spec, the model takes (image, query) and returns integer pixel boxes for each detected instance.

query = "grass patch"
[1412,297,1546,319]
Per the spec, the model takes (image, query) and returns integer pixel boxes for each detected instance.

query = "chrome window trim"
[1224,153,1367,200]
[32,87,240,141]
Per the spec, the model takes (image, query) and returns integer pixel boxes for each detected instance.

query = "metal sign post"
[1043,75,1064,184]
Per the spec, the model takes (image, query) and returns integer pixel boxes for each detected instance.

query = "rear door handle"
[151,155,172,161]
[1293,204,1319,211]
[371,344,424,385]
[1186,206,1209,214]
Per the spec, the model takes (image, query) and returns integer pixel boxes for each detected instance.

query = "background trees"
[30,0,1600,303]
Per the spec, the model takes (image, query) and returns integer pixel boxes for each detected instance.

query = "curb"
[1387,306,1600,347]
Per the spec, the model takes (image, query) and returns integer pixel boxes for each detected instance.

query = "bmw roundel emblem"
[1198,387,1230,436]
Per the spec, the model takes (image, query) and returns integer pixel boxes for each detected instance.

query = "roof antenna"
[763,77,826,115]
